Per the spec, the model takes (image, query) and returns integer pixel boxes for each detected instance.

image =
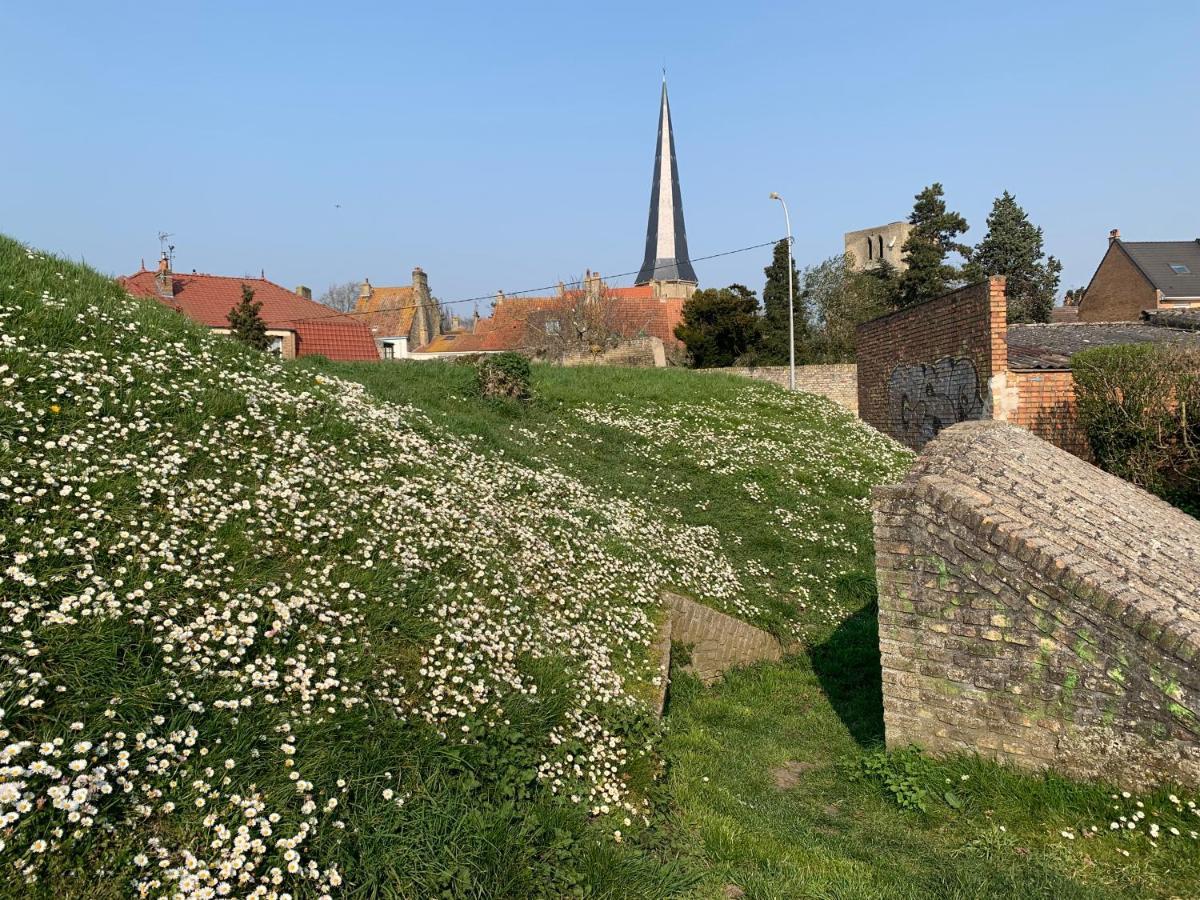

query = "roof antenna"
[157,231,175,269]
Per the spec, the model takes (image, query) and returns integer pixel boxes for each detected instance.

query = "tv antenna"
[157,231,176,267]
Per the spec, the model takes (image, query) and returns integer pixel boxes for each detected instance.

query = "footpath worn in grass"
[2,235,1197,899]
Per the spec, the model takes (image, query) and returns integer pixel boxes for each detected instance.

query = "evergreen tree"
[759,239,808,363]
[964,191,1063,323]
[894,183,969,308]
[674,284,762,368]
[227,284,270,351]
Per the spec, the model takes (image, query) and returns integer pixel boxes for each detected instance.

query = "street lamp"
[768,192,795,390]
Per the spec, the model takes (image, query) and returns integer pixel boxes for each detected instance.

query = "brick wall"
[1077,242,1159,322]
[873,420,1200,789]
[856,278,1007,450]
[662,592,781,685]
[1009,370,1090,458]
[707,364,858,412]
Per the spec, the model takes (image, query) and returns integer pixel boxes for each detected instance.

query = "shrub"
[476,351,533,400]
[1072,343,1200,514]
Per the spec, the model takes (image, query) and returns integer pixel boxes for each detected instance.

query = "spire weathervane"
[635,77,697,286]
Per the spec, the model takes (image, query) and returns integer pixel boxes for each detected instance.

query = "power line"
[285,238,785,325]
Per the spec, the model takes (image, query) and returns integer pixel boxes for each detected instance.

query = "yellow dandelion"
[49,404,61,414]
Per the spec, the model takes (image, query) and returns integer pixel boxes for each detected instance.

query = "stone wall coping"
[875,420,1200,669]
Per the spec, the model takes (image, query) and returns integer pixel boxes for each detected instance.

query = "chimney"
[359,279,372,301]
[155,252,173,300]
[1109,228,1121,243]
[295,285,312,300]
[412,266,430,303]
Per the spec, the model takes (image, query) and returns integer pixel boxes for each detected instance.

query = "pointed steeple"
[635,77,697,286]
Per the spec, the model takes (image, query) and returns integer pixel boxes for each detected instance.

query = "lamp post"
[768,192,795,390]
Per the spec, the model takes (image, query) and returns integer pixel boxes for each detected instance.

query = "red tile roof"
[414,290,685,356]
[121,269,380,362]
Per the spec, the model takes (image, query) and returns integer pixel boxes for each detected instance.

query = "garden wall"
[873,420,1200,789]
[856,278,1007,450]
[705,364,859,412]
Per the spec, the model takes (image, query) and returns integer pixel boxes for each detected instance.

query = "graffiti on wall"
[887,357,984,449]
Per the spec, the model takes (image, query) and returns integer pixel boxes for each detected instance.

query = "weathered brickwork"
[1008,370,1090,458]
[873,421,1200,789]
[703,364,859,412]
[662,591,781,685]
[856,279,1006,450]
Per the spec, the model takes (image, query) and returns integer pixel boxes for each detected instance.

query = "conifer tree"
[759,239,809,363]
[227,284,270,351]
[964,191,1063,323]
[674,284,762,368]
[894,183,969,308]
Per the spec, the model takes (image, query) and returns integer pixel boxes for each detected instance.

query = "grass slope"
[317,360,1200,898]
[1,236,1197,899]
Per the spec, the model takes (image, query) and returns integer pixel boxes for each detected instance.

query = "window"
[878,235,884,259]
[866,238,873,261]
[267,336,283,358]
[544,319,561,335]
[1169,264,1191,275]
[382,342,395,359]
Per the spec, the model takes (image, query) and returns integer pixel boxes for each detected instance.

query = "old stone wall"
[560,337,667,368]
[856,278,1007,451]
[873,420,1200,789]
[702,364,859,412]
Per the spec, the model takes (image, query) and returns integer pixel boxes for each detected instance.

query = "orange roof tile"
[121,269,380,362]
[354,286,418,337]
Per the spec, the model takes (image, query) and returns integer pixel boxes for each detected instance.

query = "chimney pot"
[1109,228,1121,243]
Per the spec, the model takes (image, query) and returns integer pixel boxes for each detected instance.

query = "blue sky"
[3,1,1197,313]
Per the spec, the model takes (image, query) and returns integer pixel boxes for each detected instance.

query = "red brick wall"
[1009,370,1090,459]
[1077,242,1159,322]
[856,278,1007,450]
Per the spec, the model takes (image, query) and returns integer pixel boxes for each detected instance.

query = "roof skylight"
[1169,264,1191,274]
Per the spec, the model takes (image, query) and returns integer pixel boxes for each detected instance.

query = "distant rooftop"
[1118,240,1200,298]
[1007,320,1200,370]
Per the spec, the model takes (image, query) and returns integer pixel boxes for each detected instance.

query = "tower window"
[867,238,873,261]
[878,235,885,259]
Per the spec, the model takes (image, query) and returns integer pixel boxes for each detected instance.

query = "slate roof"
[1142,308,1200,331]
[121,269,380,361]
[1007,321,1200,370]
[1119,240,1200,298]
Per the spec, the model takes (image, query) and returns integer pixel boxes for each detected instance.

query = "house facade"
[1077,230,1200,322]
[121,256,379,361]
[354,267,442,358]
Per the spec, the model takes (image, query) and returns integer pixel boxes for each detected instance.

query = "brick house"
[122,257,379,361]
[354,267,443,359]
[856,277,1200,457]
[1077,230,1200,322]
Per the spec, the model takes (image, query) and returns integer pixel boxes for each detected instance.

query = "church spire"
[635,77,697,286]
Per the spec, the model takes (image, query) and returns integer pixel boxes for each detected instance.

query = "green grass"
[1,234,1197,898]
[311,360,1200,899]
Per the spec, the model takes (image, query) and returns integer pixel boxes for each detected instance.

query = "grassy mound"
[0,236,796,897]
[7,235,1194,899]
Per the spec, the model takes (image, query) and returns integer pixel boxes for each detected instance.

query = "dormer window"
[1169,264,1191,275]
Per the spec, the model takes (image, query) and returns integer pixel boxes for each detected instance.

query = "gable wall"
[1077,244,1159,322]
